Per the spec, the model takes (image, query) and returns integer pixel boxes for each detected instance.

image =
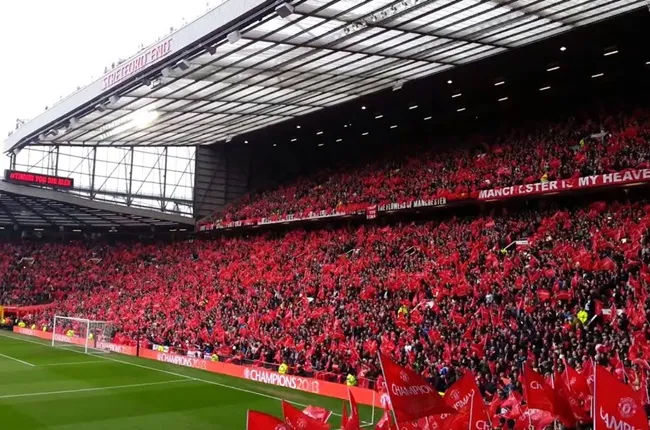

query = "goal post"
[51,316,112,354]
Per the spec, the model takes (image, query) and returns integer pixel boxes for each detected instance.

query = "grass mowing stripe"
[0,331,374,425]
[39,360,105,367]
[0,351,35,367]
[0,379,191,400]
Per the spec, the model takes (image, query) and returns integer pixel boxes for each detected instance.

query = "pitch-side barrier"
[12,326,381,407]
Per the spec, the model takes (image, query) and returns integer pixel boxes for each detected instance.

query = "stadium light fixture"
[273,143,277,147]
[275,2,295,18]
[296,125,301,129]
[498,97,509,102]
[362,132,369,136]
[318,143,324,147]
[375,114,383,119]
[291,138,297,142]
[108,95,120,104]
[392,81,404,91]
[409,105,418,110]
[244,140,249,144]
[646,61,650,65]
[336,138,342,142]
[560,46,567,51]
[227,30,241,44]
[179,229,187,232]
[207,45,217,55]
[361,106,367,110]
[390,125,398,129]
[494,80,505,86]
[176,60,191,71]
[95,103,107,113]
[452,93,462,98]
[424,116,432,121]
[447,80,453,84]
[547,66,560,72]
[539,86,551,91]
[34,228,44,231]
[604,49,618,57]
[72,229,82,232]
[316,131,323,135]
[591,72,605,78]
[457,107,466,112]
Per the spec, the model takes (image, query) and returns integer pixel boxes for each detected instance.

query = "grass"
[0,330,377,429]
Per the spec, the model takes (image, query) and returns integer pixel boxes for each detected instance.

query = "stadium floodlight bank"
[51,316,112,354]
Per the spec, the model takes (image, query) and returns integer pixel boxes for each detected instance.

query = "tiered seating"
[210,108,650,223]
[3,198,650,396]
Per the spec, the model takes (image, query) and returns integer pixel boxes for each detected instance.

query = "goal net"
[51,316,113,354]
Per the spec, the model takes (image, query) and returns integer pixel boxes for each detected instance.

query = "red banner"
[478,168,650,200]
[379,353,456,423]
[366,205,377,220]
[594,365,648,430]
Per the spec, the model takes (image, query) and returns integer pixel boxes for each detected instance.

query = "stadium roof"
[0,181,193,230]
[4,0,645,153]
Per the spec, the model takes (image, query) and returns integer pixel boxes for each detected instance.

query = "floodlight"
[228,30,241,44]
[176,60,191,71]
[275,2,294,18]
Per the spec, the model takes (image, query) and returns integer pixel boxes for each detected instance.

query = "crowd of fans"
[208,106,650,223]
[2,197,650,401]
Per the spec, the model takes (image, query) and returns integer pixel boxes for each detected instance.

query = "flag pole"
[371,389,376,425]
[468,390,475,430]
[377,353,400,428]
[245,410,250,430]
[592,364,597,430]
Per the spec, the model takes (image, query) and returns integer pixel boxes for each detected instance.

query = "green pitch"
[0,331,376,429]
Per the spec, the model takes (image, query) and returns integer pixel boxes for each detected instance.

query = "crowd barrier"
[12,327,381,407]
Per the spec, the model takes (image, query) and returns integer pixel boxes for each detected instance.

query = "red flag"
[514,408,555,430]
[564,360,591,400]
[282,401,330,430]
[303,405,332,423]
[247,410,290,430]
[378,353,456,423]
[522,364,556,413]
[555,370,589,423]
[594,365,648,430]
[375,408,397,430]
[444,372,490,430]
[343,390,361,430]
[342,402,349,428]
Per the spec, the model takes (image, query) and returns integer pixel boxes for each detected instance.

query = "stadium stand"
[3,186,650,401]
[2,2,650,428]
[205,106,650,224]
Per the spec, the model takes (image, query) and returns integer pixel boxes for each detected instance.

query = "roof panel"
[5,0,644,152]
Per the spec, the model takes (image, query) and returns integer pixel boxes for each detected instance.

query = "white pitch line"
[0,351,35,367]
[0,332,374,425]
[0,379,189,400]
[40,360,104,367]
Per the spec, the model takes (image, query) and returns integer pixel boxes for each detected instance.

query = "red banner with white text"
[478,168,650,200]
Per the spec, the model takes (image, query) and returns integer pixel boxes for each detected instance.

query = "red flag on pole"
[247,410,291,430]
[303,405,332,423]
[444,372,490,430]
[343,390,361,430]
[522,364,556,413]
[594,365,649,430]
[282,401,330,430]
[564,360,591,400]
[378,353,456,423]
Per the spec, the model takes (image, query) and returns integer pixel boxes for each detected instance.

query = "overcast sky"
[0,0,223,170]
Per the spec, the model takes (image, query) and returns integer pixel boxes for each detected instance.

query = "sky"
[0,0,226,171]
